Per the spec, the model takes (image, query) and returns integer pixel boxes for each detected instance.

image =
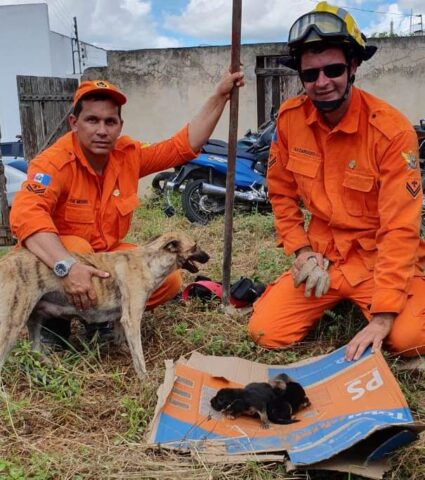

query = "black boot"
[84,321,115,343]
[41,318,72,350]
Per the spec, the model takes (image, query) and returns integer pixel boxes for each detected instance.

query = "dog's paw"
[113,321,126,346]
[40,354,54,367]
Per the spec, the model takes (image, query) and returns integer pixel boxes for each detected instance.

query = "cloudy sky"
[1,0,424,50]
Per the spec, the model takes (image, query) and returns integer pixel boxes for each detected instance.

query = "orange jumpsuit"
[248,86,425,356]
[10,126,197,308]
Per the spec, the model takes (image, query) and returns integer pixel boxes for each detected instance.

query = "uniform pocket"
[64,205,95,237]
[287,154,321,206]
[114,193,141,238]
[342,171,376,217]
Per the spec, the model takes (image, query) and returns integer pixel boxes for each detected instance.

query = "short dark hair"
[73,93,122,119]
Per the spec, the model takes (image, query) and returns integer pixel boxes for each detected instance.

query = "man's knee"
[386,328,425,357]
[146,271,182,310]
[247,312,302,349]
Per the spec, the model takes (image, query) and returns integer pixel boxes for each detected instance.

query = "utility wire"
[55,0,75,25]
[49,0,73,35]
[308,0,423,17]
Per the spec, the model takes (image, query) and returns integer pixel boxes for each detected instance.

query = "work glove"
[292,253,330,298]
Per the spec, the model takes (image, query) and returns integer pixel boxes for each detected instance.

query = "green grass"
[0,196,423,479]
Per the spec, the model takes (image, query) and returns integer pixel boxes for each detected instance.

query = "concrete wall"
[0,4,107,142]
[83,43,284,143]
[83,36,425,146]
[355,36,425,125]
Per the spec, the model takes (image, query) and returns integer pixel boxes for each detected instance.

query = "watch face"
[53,258,76,277]
[54,262,68,277]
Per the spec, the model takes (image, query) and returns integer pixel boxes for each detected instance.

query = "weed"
[174,321,189,336]
[0,453,58,480]
[5,341,82,403]
[118,395,151,442]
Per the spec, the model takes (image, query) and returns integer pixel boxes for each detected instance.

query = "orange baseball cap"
[73,80,127,107]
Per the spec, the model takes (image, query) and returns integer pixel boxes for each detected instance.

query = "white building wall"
[49,32,76,78]
[0,4,106,143]
[50,33,107,78]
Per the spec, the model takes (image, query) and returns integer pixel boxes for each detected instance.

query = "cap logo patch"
[406,179,420,198]
[95,81,109,88]
[401,151,418,170]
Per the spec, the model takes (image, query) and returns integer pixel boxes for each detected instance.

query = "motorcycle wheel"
[151,171,175,195]
[182,179,225,225]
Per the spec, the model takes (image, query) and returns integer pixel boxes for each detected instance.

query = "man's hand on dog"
[292,249,330,298]
[63,263,110,310]
[345,313,395,361]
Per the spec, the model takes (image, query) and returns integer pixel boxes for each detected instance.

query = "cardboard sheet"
[147,346,423,477]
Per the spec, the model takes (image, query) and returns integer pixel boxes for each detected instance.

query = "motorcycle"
[153,116,275,224]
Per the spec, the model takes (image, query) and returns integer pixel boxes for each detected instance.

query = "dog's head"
[146,232,209,273]
[210,388,245,413]
[285,382,311,411]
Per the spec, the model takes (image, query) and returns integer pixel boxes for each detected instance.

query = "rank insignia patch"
[401,151,418,170]
[406,179,421,198]
[268,152,277,169]
[26,183,46,195]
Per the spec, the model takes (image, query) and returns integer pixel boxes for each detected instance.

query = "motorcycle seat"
[201,142,259,161]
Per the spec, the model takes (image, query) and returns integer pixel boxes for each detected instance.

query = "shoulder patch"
[401,151,418,170]
[28,172,51,186]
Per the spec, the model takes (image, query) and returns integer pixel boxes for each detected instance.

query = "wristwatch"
[53,257,77,278]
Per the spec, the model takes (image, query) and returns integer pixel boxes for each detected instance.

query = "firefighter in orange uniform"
[11,73,243,347]
[248,2,425,360]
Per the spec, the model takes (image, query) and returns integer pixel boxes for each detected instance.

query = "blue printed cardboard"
[147,347,423,477]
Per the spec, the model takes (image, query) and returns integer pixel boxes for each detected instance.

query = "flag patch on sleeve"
[29,173,51,186]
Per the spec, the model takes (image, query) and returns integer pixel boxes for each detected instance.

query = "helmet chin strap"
[311,72,355,113]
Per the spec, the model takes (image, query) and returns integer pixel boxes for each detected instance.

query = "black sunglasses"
[300,63,348,83]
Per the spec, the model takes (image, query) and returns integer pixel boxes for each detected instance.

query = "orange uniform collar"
[305,86,361,134]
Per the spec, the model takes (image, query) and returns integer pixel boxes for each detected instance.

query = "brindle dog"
[0,232,209,379]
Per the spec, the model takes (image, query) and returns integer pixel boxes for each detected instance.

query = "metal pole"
[73,17,82,74]
[222,0,242,306]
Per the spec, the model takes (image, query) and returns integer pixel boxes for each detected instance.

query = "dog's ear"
[163,239,181,253]
[146,234,161,244]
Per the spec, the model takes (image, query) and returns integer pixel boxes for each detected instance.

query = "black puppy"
[210,374,310,428]
[210,382,276,429]
[267,373,310,424]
